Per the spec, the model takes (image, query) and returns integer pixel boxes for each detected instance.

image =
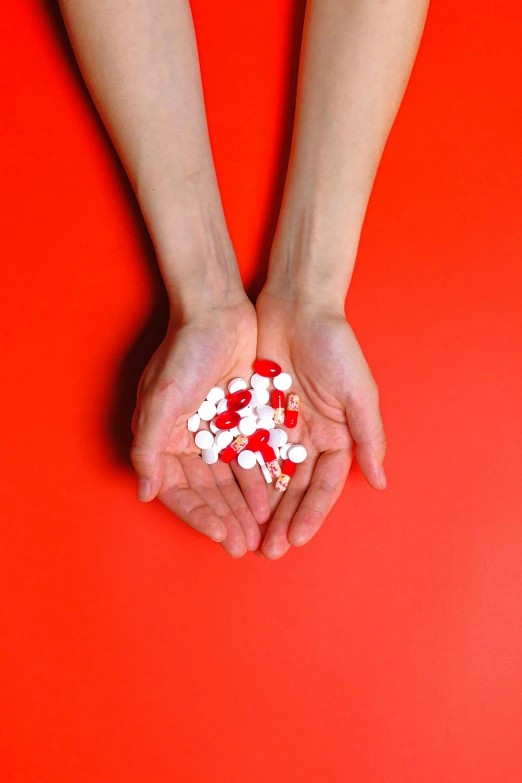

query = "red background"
[1,1,522,781]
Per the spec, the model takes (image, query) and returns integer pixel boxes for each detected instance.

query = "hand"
[130,296,271,558]
[255,289,387,559]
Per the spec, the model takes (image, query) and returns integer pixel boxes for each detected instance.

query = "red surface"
[1,1,522,781]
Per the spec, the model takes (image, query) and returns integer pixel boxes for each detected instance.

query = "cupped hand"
[130,296,270,557]
[255,289,387,559]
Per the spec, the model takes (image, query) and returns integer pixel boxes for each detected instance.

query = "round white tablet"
[187,413,200,433]
[256,404,274,419]
[254,387,270,405]
[198,400,217,421]
[195,430,214,450]
[215,430,233,450]
[256,417,275,430]
[239,417,257,436]
[237,450,257,470]
[209,418,220,434]
[288,444,307,464]
[247,389,259,408]
[250,373,270,391]
[274,428,287,446]
[280,443,292,460]
[202,446,219,465]
[239,406,256,418]
[228,377,248,394]
[273,372,292,391]
[206,386,225,404]
[216,398,229,414]
[230,426,240,437]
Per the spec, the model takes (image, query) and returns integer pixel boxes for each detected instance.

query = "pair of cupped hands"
[130,284,387,560]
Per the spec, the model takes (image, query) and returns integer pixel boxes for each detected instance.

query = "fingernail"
[379,465,387,489]
[137,477,151,502]
[210,527,227,543]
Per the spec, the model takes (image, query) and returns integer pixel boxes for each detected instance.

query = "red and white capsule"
[220,434,250,463]
[271,389,285,425]
[260,442,281,478]
[275,459,296,492]
[285,393,299,428]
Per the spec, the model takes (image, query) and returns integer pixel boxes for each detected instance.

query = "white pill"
[256,417,275,430]
[187,413,200,433]
[195,430,215,450]
[256,405,274,419]
[247,389,259,407]
[255,387,270,405]
[202,446,219,465]
[273,372,292,391]
[206,386,225,404]
[239,406,256,418]
[250,373,270,391]
[230,426,240,437]
[239,417,257,436]
[216,398,229,414]
[215,430,233,450]
[255,450,265,466]
[260,463,273,483]
[198,400,217,421]
[209,418,220,434]
[273,446,280,460]
[237,449,257,469]
[280,443,292,460]
[288,444,307,464]
[228,377,248,394]
[275,428,288,446]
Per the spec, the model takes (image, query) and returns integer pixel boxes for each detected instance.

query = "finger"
[345,381,387,490]
[131,382,183,502]
[287,448,353,547]
[180,454,248,559]
[230,460,271,528]
[210,460,261,552]
[260,459,315,560]
[158,453,227,543]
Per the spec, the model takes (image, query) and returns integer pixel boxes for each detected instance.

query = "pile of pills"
[187,360,307,492]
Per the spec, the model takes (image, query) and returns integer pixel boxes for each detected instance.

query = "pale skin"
[58,0,429,558]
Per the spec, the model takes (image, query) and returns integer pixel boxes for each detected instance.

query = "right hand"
[130,296,270,558]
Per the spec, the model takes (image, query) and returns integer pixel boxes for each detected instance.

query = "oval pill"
[187,413,200,432]
[250,373,270,391]
[206,386,225,404]
[195,430,215,450]
[253,359,282,378]
[228,377,248,394]
[237,450,257,470]
[273,372,292,391]
[198,400,217,421]
[215,410,241,430]
[288,444,307,464]
[227,389,252,411]
[202,446,219,464]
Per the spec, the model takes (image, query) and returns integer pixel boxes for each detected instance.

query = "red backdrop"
[1,1,522,781]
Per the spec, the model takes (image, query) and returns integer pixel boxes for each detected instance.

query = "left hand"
[255,289,387,559]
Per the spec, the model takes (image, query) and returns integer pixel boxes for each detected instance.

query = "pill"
[230,426,240,437]
[266,459,281,479]
[255,450,266,466]
[275,460,296,492]
[276,428,288,446]
[228,377,248,394]
[256,404,274,419]
[273,446,280,460]
[239,406,256,418]
[237,450,257,470]
[253,359,282,378]
[254,387,270,405]
[215,430,233,450]
[250,373,270,391]
[215,410,241,430]
[288,444,307,463]
[256,417,275,430]
[268,428,282,447]
[260,443,277,463]
[195,430,215,450]
[206,386,225,404]
[216,398,229,414]
[209,418,220,434]
[273,372,292,391]
[202,446,219,465]
[198,400,217,421]
[247,389,259,408]
[239,416,257,436]
[279,443,292,460]
[187,413,200,432]
[220,434,249,463]
[248,429,271,451]
[260,463,273,483]
[227,389,252,411]
[285,393,299,428]
[271,390,285,425]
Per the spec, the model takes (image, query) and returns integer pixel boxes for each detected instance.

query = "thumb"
[345,380,387,490]
[130,380,182,502]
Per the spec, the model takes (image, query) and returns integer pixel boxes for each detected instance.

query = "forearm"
[265,0,429,311]
[58,0,243,313]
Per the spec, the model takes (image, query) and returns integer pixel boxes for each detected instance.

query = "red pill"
[253,359,282,378]
[260,443,277,463]
[275,459,296,492]
[285,392,299,428]
[220,434,249,463]
[248,428,270,450]
[215,410,241,430]
[272,389,285,425]
[227,389,252,411]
